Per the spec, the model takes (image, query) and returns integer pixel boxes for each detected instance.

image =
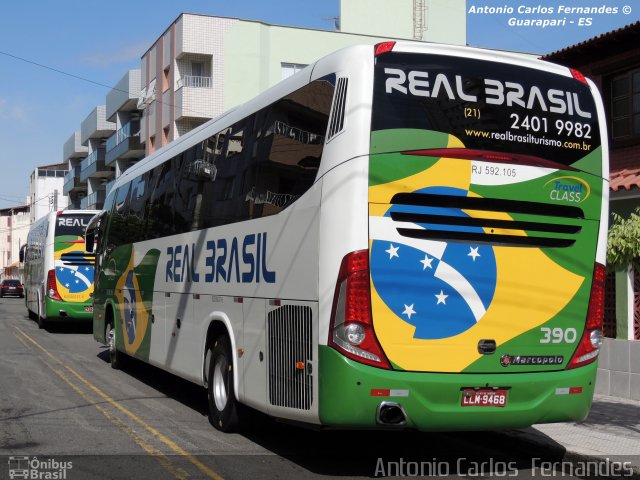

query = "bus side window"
[200,121,249,229]
[108,183,132,250]
[245,78,334,219]
[127,171,153,243]
[147,161,177,239]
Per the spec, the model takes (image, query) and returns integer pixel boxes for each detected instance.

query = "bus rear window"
[372,52,601,166]
[55,214,95,237]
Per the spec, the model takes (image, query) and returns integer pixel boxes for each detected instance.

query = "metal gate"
[604,271,617,338]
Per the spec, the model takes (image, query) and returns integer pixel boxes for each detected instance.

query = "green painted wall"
[223,23,393,110]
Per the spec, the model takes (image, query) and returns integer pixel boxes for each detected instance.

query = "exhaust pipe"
[376,401,407,426]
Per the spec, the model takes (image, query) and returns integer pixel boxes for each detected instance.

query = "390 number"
[540,327,577,344]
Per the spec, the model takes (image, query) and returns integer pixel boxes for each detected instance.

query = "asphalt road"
[0,297,586,480]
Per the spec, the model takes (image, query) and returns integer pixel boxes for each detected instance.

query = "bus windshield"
[372,52,601,167]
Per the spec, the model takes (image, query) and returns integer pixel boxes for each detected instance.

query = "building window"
[191,62,203,78]
[163,67,170,92]
[611,68,640,141]
[281,63,308,80]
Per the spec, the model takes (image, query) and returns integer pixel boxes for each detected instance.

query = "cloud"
[80,41,148,68]
[0,97,31,123]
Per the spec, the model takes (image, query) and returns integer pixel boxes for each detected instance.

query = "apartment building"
[61,0,466,207]
[141,1,466,154]
[0,205,30,281]
[105,69,144,195]
[62,131,89,209]
[29,163,69,223]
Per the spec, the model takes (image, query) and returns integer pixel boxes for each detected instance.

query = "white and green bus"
[86,41,608,432]
[21,210,99,328]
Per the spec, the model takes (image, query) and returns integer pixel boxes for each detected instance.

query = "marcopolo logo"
[544,176,590,203]
[500,354,564,367]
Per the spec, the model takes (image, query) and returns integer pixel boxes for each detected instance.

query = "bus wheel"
[106,321,123,369]
[208,335,240,432]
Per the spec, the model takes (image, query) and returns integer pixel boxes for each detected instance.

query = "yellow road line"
[50,362,191,480]
[14,326,224,480]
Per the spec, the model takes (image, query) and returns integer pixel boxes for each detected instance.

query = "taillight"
[328,250,391,369]
[566,263,605,369]
[570,68,588,85]
[374,41,395,56]
[47,269,62,301]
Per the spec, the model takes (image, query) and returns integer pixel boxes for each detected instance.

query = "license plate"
[8,287,15,290]
[461,388,508,407]
[84,306,93,312]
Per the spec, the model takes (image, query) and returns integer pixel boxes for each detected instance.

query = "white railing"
[179,75,212,88]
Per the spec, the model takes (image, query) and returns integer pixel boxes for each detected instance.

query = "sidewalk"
[509,395,640,478]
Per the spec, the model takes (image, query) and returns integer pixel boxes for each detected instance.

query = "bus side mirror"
[85,211,106,254]
[85,227,96,253]
[19,244,26,263]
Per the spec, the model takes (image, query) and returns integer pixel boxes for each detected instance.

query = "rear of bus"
[320,42,608,431]
[45,210,98,321]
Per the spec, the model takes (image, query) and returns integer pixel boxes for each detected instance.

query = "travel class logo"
[544,176,590,203]
[370,187,497,339]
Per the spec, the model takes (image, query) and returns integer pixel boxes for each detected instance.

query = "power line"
[0,49,125,94]
[0,49,214,118]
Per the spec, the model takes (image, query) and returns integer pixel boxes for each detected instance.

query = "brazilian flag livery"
[110,245,160,361]
[368,130,600,373]
[54,235,95,303]
[366,51,603,376]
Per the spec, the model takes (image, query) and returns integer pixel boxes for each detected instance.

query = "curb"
[503,428,640,479]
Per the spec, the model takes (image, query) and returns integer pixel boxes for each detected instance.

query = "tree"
[607,207,640,269]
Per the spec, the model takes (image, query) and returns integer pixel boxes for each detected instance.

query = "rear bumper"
[318,346,596,431]
[45,298,93,321]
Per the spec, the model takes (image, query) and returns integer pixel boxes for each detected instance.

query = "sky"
[0,0,637,211]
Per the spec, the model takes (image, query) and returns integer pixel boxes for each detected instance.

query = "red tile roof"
[543,21,640,60]
[610,168,640,192]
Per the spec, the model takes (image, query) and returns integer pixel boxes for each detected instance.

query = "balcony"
[175,83,217,121]
[80,148,108,182]
[80,190,106,210]
[81,105,116,145]
[106,70,141,121]
[178,75,212,88]
[63,167,84,195]
[63,131,88,162]
[105,121,143,166]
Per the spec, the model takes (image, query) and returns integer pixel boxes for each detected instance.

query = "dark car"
[0,279,24,298]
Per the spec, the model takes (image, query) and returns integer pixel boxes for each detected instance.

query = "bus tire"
[36,293,45,328]
[106,321,123,369]
[207,335,240,432]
